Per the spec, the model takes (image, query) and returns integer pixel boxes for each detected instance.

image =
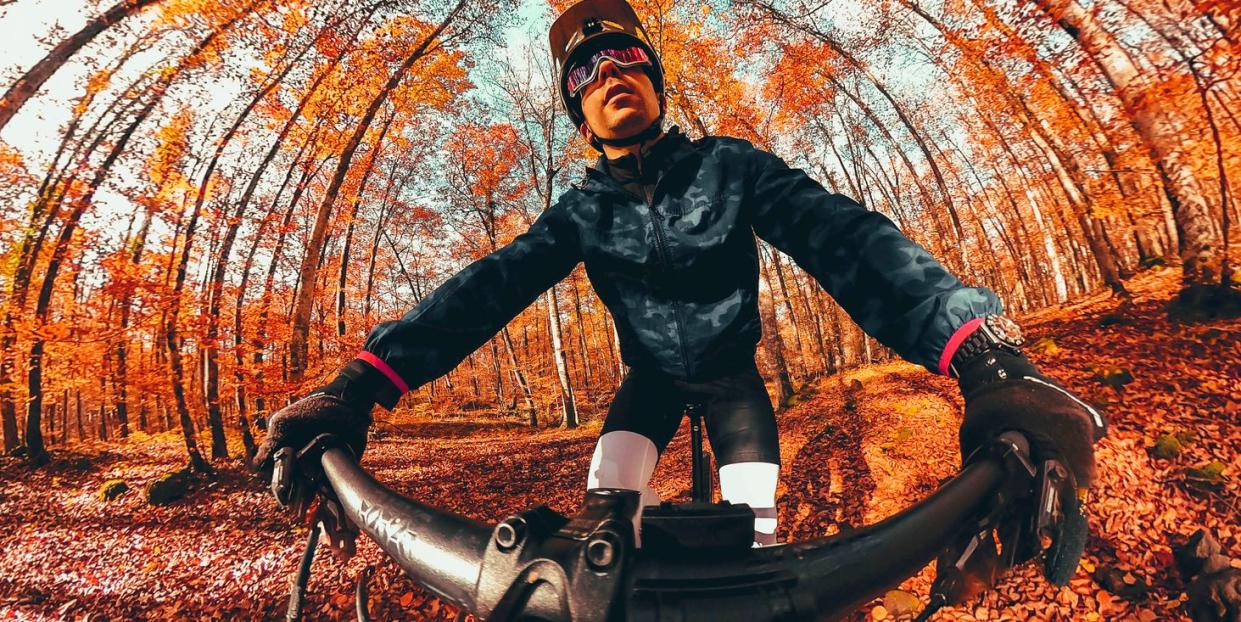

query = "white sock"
[718,461,780,547]
[586,430,662,548]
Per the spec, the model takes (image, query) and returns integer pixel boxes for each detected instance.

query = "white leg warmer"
[718,461,780,547]
[586,430,662,547]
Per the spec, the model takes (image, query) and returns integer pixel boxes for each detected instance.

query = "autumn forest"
[0,0,1237,619]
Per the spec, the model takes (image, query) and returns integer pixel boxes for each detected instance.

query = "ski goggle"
[565,45,652,96]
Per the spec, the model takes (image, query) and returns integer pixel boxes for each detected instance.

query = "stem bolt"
[586,534,618,570]
[496,517,526,551]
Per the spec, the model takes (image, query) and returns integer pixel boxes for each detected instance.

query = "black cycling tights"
[587,361,781,546]
[601,362,781,466]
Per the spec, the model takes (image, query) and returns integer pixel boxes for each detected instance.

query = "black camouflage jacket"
[362,127,1002,392]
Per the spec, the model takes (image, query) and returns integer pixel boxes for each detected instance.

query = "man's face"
[577,58,661,142]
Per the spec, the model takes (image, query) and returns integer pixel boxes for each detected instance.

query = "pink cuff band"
[356,351,410,395]
[938,317,985,376]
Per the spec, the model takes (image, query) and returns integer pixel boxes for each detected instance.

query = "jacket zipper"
[582,140,697,378]
[645,194,694,378]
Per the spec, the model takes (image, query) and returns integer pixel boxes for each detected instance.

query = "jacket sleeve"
[361,200,581,393]
[744,143,1003,372]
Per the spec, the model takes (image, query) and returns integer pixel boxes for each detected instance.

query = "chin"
[602,111,653,138]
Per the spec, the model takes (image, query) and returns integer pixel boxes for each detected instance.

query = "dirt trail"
[1,266,1236,620]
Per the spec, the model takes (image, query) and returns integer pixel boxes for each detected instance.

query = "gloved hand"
[251,358,402,472]
[956,349,1108,488]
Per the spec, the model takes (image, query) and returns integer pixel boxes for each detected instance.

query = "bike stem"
[688,403,710,503]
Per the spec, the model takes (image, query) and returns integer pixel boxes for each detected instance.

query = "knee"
[718,461,779,505]
[587,430,660,491]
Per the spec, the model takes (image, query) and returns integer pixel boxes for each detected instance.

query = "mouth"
[605,82,635,104]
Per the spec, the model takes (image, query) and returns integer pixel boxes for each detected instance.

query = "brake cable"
[286,521,320,622]
[274,439,368,622]
[912,595,947,622]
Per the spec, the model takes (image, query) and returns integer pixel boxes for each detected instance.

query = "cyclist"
[254,0,1106,549]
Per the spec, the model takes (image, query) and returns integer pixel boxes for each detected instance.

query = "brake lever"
[1035,460,1088,586]
[269,445,320,524]
[273,434,362,622]
[995,455,1088,586]
[289,434,360,561]
[918,432,1036,620]
[936,527,1002,602]
[272,446,298,507]
[314,492,359,563]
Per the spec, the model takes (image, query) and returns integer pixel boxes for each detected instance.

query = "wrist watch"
[950,315,1025,377]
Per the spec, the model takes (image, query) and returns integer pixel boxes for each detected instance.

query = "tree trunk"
[24,81,165,465]
[0,0,163,132]
[764,245,808,379]
[337,110,395,337]
[568,275,592,387]
[198,27,329,460]
[547,287,577,428]
[0,66,154,453]
[907,0,1127,295]
[500,328,536,423]
[603,314,622,387]
[362,170,406,318]
[1034,0,1221,291]
[289,0,467,382]
[754,4,972,271]
[75,390,84,441]
[757,251,794,406]
[255,146,333,410]
[114,210,152,439]
[230,130,320,461]
[490,340,503,401]
[791,265,829,374]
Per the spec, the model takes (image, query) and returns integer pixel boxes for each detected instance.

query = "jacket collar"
[577,126,697,197]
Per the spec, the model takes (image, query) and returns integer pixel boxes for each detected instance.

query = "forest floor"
[0,265,1237,621]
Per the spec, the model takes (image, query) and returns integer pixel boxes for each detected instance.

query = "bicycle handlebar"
[307,431,1037,621]
[320,447,492,612]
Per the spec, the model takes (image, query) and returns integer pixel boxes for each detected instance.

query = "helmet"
[549,0,665,148]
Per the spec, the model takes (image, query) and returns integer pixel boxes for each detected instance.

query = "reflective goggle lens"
[566,46,652,96]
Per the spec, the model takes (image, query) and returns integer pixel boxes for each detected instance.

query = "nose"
[596,57,621,82]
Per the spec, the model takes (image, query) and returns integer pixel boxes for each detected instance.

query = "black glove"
[957,349,1107,488]
[251,358,402,472]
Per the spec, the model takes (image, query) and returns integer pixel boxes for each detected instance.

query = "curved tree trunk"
[764,6,971,266]
[363,169,408,318]
[230,128,320,459]
[904,0,1127,295]
[1034,0,1221,292]
[114,210,153,439]
[336,110,394,338]
[757,250,794,406]
[254,148,333,414]
[0,63,154,452]
[289,0,468,382]
[764,245,808,379]
[25,86,160,466]
[0,0,163,132]
[568,274,593,387]
[157,9,261,473]
[199,22,333,459]
[500,329,535,421]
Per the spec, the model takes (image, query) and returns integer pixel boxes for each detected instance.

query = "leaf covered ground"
[1,266,1237,621]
